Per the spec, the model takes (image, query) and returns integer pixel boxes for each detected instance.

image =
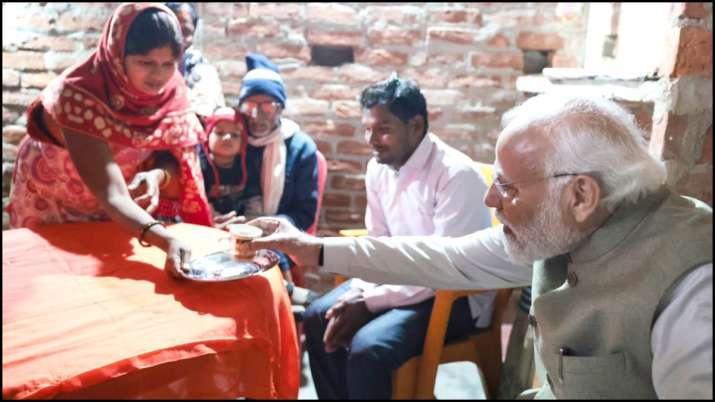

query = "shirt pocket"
[548,351,633,398]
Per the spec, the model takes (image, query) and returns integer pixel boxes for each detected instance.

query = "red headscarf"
[201,107,249,197]
[25,2,212,226]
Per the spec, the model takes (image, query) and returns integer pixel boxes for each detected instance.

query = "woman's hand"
[128,168,165,214]
[163,237,192,279]
[213,210,247,230]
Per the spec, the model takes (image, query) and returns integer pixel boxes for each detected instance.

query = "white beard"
[499,185,586,265]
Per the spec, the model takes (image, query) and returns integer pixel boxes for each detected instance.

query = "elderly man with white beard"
[246,94,713,399]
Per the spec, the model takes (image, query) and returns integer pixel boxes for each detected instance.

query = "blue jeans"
[303,280,476,399]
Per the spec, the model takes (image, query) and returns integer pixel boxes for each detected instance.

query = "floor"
[297,292,518,399]
[298,352,487,399]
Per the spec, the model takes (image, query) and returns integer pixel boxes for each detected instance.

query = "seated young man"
[303,75,496,399]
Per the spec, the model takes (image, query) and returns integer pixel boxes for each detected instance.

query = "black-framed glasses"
[493,173,586,199]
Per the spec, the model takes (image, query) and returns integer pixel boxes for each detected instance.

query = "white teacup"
[226,224,263,260]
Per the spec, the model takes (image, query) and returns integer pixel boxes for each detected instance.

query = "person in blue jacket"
[199,53,319,303]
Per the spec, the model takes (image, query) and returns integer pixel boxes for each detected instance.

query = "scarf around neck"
[24,2,212,226]
[246,118,298,215]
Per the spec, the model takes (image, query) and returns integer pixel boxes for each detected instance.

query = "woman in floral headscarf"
[7,3,212,278]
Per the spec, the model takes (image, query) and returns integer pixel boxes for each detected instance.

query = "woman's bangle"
[139,221,165,247]
[159,169,172,190]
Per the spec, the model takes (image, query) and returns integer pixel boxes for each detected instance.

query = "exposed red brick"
[2,125,28,145]
[436,125,479,141]
[227,18,280,38]
[403,67,447,88]
[312,85,361,102]
[26,14,54,32]
[356,49,408,67]
[2,69,21,88]
[337,139,372,156]
[323,193,352,208]
[617,101,654,138]
[307,3,359,26]
[233,3,250,18]
[20,36,76,52]
[429,9,482,26]
[257,42,310,62]
[3,142,18,161]
[82,35,100,50]
[333,101,363,119]
[354,194,367,211]
[455,143,477,160]
[337,65,385,84]
[221,81,242,97]
[672,3,708,19]
[428,28,475,45]
[44,52,79,72]
[697,126,712,164]
[331,175,366,191]
[428,107,444,123]
[21,72,57,89]
[282,66,336,82]
[3,107,22,125]
[326,159,363,173]
[675,169,713,206]
[367,28,423,46]
[306,30,363,47]
[316,228,340,238]
[56,11,108,33]
[2,90,40,108]
[303,121,356,137]
[200,3,235,16]
[488,33,510,48]
[448,75,500,88]
[665,27,713,78]
[422,89,464,106]
[458,106,499,122]
[471,51,524,70]
[549,52,578,68]
[213,61,247,81]
[364,6,423,26]
[3,51,46,70]
[314,140,333,156]
[516,31,564,51]
[650,112,688,160]
[325,209,365,224]
[249,3,301,19]
[284,98,331,116]
[490,11,545,28]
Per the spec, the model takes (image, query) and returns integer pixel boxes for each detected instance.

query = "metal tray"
[181,249,280,282]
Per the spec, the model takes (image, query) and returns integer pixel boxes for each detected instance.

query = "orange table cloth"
[2,222,299,399]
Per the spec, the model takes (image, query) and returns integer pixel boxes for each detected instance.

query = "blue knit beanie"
[239,53,287,107]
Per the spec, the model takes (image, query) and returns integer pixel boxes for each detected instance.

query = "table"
[2,222,299,399]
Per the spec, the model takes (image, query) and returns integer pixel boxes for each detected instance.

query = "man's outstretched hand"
[246,217,323,266]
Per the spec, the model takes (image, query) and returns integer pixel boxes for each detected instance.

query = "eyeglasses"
[492,172,587,199]
[239,100,281,116]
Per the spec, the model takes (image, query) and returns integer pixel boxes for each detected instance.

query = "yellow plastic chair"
[339,162,511,399]
[392,288,513,399]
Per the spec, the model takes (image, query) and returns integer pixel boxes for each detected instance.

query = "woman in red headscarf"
[7,3,212,278]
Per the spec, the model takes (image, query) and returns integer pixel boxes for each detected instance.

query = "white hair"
[501,94,667,212]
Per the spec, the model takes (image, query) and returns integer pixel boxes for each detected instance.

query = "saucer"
[181,249,280,282]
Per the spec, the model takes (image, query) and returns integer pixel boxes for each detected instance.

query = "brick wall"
[650,3,713,205]
[2,2,587,237]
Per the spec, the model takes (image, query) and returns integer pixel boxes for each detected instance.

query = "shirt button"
[567,271,578,287]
